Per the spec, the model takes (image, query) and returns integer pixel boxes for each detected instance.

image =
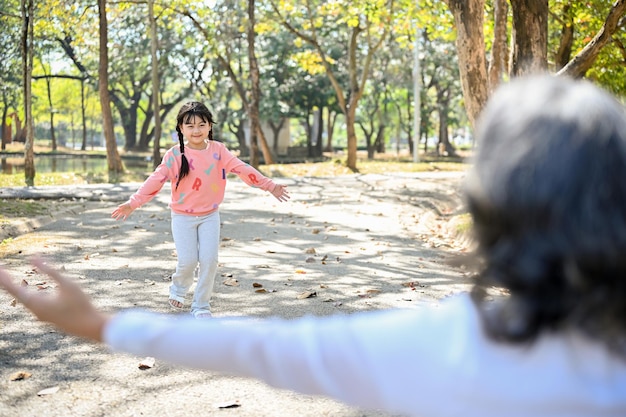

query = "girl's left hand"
[271,184,290,202]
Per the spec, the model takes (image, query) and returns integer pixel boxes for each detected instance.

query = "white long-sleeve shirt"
[103,295,626,417]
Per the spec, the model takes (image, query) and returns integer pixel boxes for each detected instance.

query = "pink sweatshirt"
[128,141,277,215]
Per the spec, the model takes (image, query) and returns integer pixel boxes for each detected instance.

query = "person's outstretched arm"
[0,258,480,416]
[0,257,110,342]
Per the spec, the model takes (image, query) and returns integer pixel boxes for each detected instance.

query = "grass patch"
[0,171,151,187]
[453,213,473,235]
[0,199,50,223]
[0,199,49,216]
[265,157,467,178]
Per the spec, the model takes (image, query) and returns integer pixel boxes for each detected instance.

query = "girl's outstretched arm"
[0,257,110,343]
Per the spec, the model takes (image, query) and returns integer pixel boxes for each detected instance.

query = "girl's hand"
[270,184,290,202]
[111,202,135,221]
[0,257,110,343]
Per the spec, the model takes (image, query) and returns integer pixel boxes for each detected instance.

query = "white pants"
[170,211,220,312]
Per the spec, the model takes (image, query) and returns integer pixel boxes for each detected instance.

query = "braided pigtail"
[175,126,190,190]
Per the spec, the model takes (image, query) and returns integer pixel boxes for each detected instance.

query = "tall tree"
[97,0,123,178]
[488,0,509,90]
[148,0,161,169]
[180,0,276,167]
[0,2,22,150]
[21,0,35,186]
[246,0,272,167]
[509,0,549,76]
[441,0,489,128]
[270,0,393,171]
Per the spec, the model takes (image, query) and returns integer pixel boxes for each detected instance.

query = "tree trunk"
[98,0,124,179]
[437,106,456,157]
[110,91,141,150]
[1,103,8,150]
[324,109,337,152]
[509,0,548,76]
[21,0,35,186]
[375,125,385,154]
[268,118,285,155]
[554,2,574,70]
[81,78,87,151]
[345,95,359,170]
[443,0,489,128]
[44,75,57,151]
[247,0,274,167]
[311,108,323,157]
[489,0,509,91]
[148,0,161,169]
[233,122,248,157]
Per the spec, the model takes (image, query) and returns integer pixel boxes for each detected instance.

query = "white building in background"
[243,119,291,156]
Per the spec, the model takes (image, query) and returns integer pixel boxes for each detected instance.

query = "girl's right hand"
[111,202,135,221]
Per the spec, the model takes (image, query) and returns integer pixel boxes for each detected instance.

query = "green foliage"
[4,0,625,164]
[548,0,626,93]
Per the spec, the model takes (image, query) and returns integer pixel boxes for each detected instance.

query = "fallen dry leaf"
[138,357,156,369]
[255,289,268,293]
[305,247,316,254]
[36,283,54,290]
[37,386,60,396]
[9,371,32,381]
[214,400,241,409]
[252,282,263,288]
[223,278,239,287]
[295,269,307,274]
[297,291,317,299]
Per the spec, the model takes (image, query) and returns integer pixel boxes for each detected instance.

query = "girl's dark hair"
[466,75,626,356]
[174,101,216,190]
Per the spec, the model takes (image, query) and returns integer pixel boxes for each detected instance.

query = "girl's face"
[180,116,211,150]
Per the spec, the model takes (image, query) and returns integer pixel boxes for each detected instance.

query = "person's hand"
[111,202,135,221]
[270,184,290,202]
[0,257,110,343]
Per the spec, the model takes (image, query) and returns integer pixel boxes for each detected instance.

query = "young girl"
[111,101,289,318]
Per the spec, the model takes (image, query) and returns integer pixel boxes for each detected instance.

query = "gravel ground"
[0,172,471,417]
